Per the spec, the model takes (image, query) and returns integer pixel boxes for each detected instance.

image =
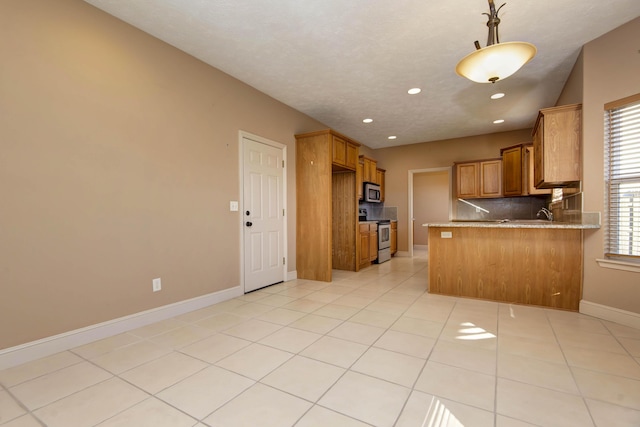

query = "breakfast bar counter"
[424,220,599,311]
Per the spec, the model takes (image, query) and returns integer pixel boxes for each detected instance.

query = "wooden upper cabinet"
[501,144,524,196]
[480,159,503,198]
[332,136,347,167]
[501,144,552,197]
[345,140,358,170]
[455,159,502,198]
[524,145,552,195]
[357,156,384,201]
[376,168,385,202]
[456,162,479,198]
[533,104,582,188]
[360,155,377,182]
[332,135,359,171]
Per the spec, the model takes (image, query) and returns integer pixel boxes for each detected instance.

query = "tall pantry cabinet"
[295,130,361,282]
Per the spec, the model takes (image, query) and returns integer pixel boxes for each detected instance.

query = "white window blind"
[604,93,640,259]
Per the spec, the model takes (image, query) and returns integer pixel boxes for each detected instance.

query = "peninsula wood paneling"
[428,227,583,310]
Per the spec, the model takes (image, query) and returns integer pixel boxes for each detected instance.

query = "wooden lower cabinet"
[359,223,370,267]
[428,226,583,311]
[358,222,378,269]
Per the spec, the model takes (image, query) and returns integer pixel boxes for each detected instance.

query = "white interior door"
[243,137,285,292]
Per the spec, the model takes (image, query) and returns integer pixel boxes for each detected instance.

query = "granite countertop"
[423,220,600,230]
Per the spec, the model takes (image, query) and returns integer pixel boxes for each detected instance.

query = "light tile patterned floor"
[1,254,640,426]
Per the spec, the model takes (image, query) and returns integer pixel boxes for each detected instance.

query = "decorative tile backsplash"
[359,202,398,220]
[455,196,550,221]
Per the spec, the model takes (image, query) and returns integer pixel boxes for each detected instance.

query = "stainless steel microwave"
[364,183,381,203]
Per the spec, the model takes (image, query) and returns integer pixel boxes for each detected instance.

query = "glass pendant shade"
[456,41,537,83]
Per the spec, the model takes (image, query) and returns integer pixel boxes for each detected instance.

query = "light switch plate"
[230,201,239,211]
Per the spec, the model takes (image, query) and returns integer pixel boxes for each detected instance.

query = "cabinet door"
[332,136,347,167]
[364,157,377,182]
[456,162,479,198]
[376,168,385,202]
[345,141,358,170]
[359,223,370,266]
[502,146,523,196]
[369,227,378,262]
[533,118,545,187]
[480,160,503,197]
[524,146,551,195]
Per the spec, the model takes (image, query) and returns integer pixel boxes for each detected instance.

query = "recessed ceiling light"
[362,118,373,123]
[388,136,397,140]
[491,92,505,99]
[493,119,505,124]
[408,88,421,95]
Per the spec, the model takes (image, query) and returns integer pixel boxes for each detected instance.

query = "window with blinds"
[604,93,640,259]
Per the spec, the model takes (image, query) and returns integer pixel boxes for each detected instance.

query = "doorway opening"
[407,167,452,258]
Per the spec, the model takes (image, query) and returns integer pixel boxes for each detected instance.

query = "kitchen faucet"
[537,207,554,221]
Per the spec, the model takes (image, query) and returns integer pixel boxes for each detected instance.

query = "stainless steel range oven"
[376,220,391,263]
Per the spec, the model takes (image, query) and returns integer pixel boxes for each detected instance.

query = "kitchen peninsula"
[425,220,599,311]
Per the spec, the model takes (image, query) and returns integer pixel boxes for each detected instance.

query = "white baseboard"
[0,286,243,371]
[580,300,640,329]
[286,270,297,281]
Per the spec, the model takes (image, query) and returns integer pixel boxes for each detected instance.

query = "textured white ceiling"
[84,0,640,148]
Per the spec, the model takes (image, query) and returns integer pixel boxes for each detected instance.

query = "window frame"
[603,93,640,262]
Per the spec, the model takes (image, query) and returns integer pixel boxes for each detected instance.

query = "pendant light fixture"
[456,0,536,84]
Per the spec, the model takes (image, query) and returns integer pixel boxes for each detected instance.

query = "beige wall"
[556,50,584,106]
[374,129,533,252]
[580,17,640,314]
[0,0,325,349]
[412,171,450,245]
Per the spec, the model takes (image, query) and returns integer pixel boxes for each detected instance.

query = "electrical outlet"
[441,231,453,239]
[230,201,239,211]
[152,278,162,292]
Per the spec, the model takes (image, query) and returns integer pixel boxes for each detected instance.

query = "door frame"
[239,130,288,293]
[407,167,452,258]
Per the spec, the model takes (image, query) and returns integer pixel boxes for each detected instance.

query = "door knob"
[246,221,253,227]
